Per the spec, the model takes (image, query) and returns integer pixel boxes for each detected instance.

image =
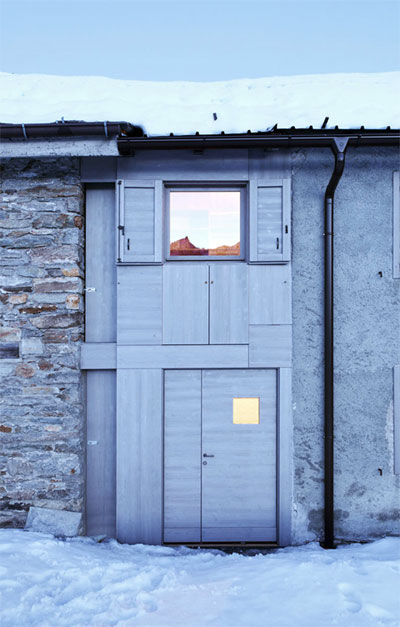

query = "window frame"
[165,183,247,261]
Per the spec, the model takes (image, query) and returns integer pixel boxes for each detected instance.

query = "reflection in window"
[169,191,241,257]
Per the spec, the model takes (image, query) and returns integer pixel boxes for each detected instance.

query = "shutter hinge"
[118,225,125,235]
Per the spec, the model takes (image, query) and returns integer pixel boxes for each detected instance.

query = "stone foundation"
[0,158,85,528]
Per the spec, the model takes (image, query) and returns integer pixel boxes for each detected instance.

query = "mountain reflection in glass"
[169,191,241,256]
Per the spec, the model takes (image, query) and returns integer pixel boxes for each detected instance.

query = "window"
[167,188,244,259]
[233,397,260,424]
[117,178,291,264]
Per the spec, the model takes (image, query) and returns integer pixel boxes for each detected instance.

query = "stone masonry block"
[33,278,81,293]
[21,338,43,355]
[0,327,21,342]
[25,506,82,537]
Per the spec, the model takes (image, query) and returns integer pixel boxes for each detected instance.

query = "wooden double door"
[164,369,277,543]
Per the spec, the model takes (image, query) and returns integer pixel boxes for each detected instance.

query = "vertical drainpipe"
[323,136,349,549]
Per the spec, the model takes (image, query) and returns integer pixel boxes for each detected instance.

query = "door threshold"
[164,542,279,549]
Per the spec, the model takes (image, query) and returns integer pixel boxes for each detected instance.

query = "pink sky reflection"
[170,191,240,249]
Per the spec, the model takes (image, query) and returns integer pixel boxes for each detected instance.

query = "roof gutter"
[117,128,399,154]
[0,121,143,140]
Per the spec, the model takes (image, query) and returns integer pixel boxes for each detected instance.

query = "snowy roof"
[0,71,399,136]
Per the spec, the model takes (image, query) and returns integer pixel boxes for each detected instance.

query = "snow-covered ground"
[0,530,398,627]
[1,71,399,133]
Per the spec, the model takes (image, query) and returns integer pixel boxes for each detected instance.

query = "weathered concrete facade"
[0,158,85,528]
[292,146,400,542]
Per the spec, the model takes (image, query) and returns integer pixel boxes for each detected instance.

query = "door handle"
[203,453,215,458]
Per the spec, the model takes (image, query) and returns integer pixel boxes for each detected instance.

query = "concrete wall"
[0,158,85,528]
[291,146,400,543]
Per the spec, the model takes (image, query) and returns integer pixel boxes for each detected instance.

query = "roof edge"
[0,121,144,140]
[117,127,400,154]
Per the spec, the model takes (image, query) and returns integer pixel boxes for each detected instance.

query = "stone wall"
[0,158,85,528]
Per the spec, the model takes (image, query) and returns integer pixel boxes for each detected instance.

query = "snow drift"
[0,530,399,626]
[0,71,398,135]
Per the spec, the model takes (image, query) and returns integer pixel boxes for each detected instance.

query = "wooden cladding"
[116,263,291,347]
[85,170,294,547]
[117,266,162,344]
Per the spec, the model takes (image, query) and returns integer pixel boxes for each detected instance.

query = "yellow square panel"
[233,397,260,424]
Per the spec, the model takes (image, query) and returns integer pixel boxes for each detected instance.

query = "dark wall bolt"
[378,271,383,277]
[378,468,383,476]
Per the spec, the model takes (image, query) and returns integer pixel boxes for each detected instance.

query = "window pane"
[233,398,260,424]
[169,191,241,257]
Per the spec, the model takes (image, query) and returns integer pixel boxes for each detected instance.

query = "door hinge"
[84,287,96,293]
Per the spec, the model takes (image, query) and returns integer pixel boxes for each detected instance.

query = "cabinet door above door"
[209,264,248,344]
[163,264,209,344]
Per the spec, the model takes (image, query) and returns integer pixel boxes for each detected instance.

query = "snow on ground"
[0,71,399,134]
[0,530,398,627]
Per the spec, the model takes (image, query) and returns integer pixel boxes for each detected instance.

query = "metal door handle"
[203,453,214,458]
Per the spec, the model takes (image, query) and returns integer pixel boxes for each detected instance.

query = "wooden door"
[201,369,277,542]
[163,369,277,543]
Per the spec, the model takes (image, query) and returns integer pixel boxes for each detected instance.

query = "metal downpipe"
[322,137,349,549]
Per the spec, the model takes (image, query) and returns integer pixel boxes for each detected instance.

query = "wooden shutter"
[249,178,291,262]
[116,179,162,263]
[394,171,399,279]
